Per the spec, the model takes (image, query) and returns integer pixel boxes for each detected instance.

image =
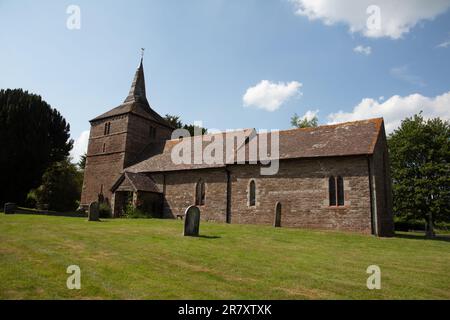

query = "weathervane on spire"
[141,48,145,60]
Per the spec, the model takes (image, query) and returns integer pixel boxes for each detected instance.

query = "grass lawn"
[0,214,449,300]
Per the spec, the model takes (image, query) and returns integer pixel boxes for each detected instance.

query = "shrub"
[394,216,450,232]
[25,189,38,208]
[123,204,151,219]
[395,220,425,232]
[99,202,112,218]
[33,160,82,212]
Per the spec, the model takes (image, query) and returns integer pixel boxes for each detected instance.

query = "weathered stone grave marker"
[88,202,100,222]
[184,206,200,237]
[4,203,16,215]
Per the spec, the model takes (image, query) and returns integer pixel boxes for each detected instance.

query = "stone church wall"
[160,169,228,222]
[158,156,383,234]
[228,156,373,234]
[371,129,395,237]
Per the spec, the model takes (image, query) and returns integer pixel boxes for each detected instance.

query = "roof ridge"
[273,118,384,135]
[166,128,255,142]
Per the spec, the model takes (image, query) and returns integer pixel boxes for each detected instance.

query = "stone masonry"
[81,59,395,237]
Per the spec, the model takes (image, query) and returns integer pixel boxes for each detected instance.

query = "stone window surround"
[327,176,349,208]
[104,122,111,135]
[194,179,206,207]
[247,179,258,208]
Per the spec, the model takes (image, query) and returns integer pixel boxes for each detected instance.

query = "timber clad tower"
[81,59,395,237]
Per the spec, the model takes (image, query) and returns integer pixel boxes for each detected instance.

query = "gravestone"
[4,203,17,215]
[88,202,100,222]
[184,206,200,237]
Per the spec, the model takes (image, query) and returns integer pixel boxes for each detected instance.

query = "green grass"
[1,214,449,300]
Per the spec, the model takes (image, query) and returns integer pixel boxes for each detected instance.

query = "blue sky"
[1,0,449,161]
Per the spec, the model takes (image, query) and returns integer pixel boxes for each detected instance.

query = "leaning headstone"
[88,202,100,222]
[184,206,200,237]
[4,203,17,215]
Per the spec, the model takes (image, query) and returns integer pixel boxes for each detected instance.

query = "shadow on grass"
[396,232,450,243]
[198,235,221,240]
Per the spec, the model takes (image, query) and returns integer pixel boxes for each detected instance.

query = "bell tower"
[80,58,174,208]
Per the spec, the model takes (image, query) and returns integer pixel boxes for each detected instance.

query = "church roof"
[111,171,161,193]
[125,118,384,173]
[241,118,384,162]
[90,59,174,129]
[125,129,255,173]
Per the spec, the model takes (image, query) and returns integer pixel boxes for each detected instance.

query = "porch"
[111,172,163,218]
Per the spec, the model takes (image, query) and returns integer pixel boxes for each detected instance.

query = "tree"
[388,114,450,238]
[164,114,182,129]
[33,159,83,212]
[78,153,87,170]
[291,113,319,128]
[0,89,73,206]
[164,114,207,136]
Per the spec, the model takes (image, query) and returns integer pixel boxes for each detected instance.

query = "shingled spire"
[124,58,148,104]
[90,56,174,129]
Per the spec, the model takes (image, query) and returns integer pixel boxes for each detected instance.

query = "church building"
[81,59,395,237]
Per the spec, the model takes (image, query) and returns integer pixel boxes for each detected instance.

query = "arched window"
[275,202,282,227]
[249,180,256,206]
[104,122,111,135]
[337,176,345,206]
[329,176,337,206]
[195,180,205,206]
[329,176,345,207]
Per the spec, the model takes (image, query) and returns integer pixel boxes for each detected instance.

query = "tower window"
[249,180,256,207]
[102,143,106,153]
[104,122,111,135]
[149,126,157,139]
[329,176,345,207]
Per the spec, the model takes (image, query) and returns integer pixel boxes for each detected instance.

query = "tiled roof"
[125,118,384,173]
[241,118,384,162]
[126,129,255,173]
[111,172,161,193]
[90,101,172,128]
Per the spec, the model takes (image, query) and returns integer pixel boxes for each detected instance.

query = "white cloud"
[290,0,450,39]
[327,91,450,133]
[243,80,302,112]
[390,66,426,87]
[353,45,372,55]
[70,130,90,163]
[437,40,450,48]
[301,109,320,121]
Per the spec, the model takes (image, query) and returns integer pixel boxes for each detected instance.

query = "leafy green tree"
[183,124,208,136]
[33,160,83,212]
[291,114,319,128]
[0,89,73,206]
[164,114,183,129]
[164,114,207,136]
[78,153,87,170]
[388,114,450,238]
